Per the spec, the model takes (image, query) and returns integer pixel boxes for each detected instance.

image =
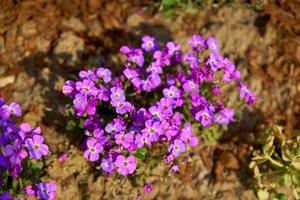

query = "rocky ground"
[0,0,299,199]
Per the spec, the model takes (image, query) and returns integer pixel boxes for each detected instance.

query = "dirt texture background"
[0,0,299,199]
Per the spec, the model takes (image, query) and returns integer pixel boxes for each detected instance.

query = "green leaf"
[186,3,198,15]
[66,120,76,131]
[134,152,145,159]
[257,189,269,200]
[163,9,175,18]
[279,175,288,186]
[162,0,177,7]
[262,144,270,154]
[278,193,287,200]
[292,174,300,185]
[294,148,300,157]
[177,0,187,7]
[32,161,44,170]
[136,148,147,154]
[264,128,270,135]
[134,148,148,159]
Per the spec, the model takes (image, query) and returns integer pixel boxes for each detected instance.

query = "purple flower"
[84,138,103,162]
[115,155,137,175]
[62,80,75,95]
[173,112,183,127]
[105,121,125,134]
[161,120,177,140]
[238,82,256,105]
[0,192,10,200]
[206,52,222,71]
[166,42,182,64]
[184,52,199,68]
[36,182,57,200]
[212,85,221,96]
[146,62,163,74]
[165,154,174,164]
[206,37,219,52]
[144,183,153,194]
[153,50,170,67]
[73,93,88,110]
[142,120,162,142]
[96,67,112,83]
[25,185,36,197]
[149,106,163,120]
[84,115,102,130]
[183,80,199,94]
[115,132,134,149]
[111,100,132,114]
[135,133,152,148]
[101,158,114,173]
[110,87,125,102]
[1,102,22,118]
[61,35,256,178]
[112,77,123,88]
[128,49,144,67]
[0,152,11,169]
[25,135,49,159]
[149,73,162,88]
[79,70,97,81]
[189,93,207,107]
[142,74,161,91]
[18,123,33,140]
[4,139,27,164]
[131,108,149,126]
[76,79,98,96]
[120,45,131,55]
[158,97,174,117]
[58,153,68,163]
[188,34,205,51]
[168,139,186,157]
[91,129,104,138]
[180,123,198,147]
[97,85,110,101]
[163,86,180,99]
[215,108,234,125]
[223,70,241,82]
[170,165,180,173]
[124,68,139,81]
[166,42,181,55]
[131,77,143,89]
[141,36,159,52]
[195,108,213,127]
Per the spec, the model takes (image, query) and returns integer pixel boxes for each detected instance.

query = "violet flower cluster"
[0,97,56,200]
[63,34,255,176]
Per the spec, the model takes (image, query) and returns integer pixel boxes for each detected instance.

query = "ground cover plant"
[158,0,239,18]
[62,34,255,189]
[250,125,300,200]
[0,98,56,199]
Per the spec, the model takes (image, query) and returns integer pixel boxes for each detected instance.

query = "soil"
[0,0,299,199]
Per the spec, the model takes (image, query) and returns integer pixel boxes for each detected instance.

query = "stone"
[53,31,84,66]
[62,17,87,32]
[87,19,103,37]
[0,36,5,53]
[36,37,51,52]
[0,75,15,88]
[20,21,37,38]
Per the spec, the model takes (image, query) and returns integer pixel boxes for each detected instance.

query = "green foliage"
[133,148,148,160]
[250,125,300,199]
[159,0,239,18]
[0,159,45,197]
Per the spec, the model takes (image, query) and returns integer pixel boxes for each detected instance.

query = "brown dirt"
[0,0,299,199]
